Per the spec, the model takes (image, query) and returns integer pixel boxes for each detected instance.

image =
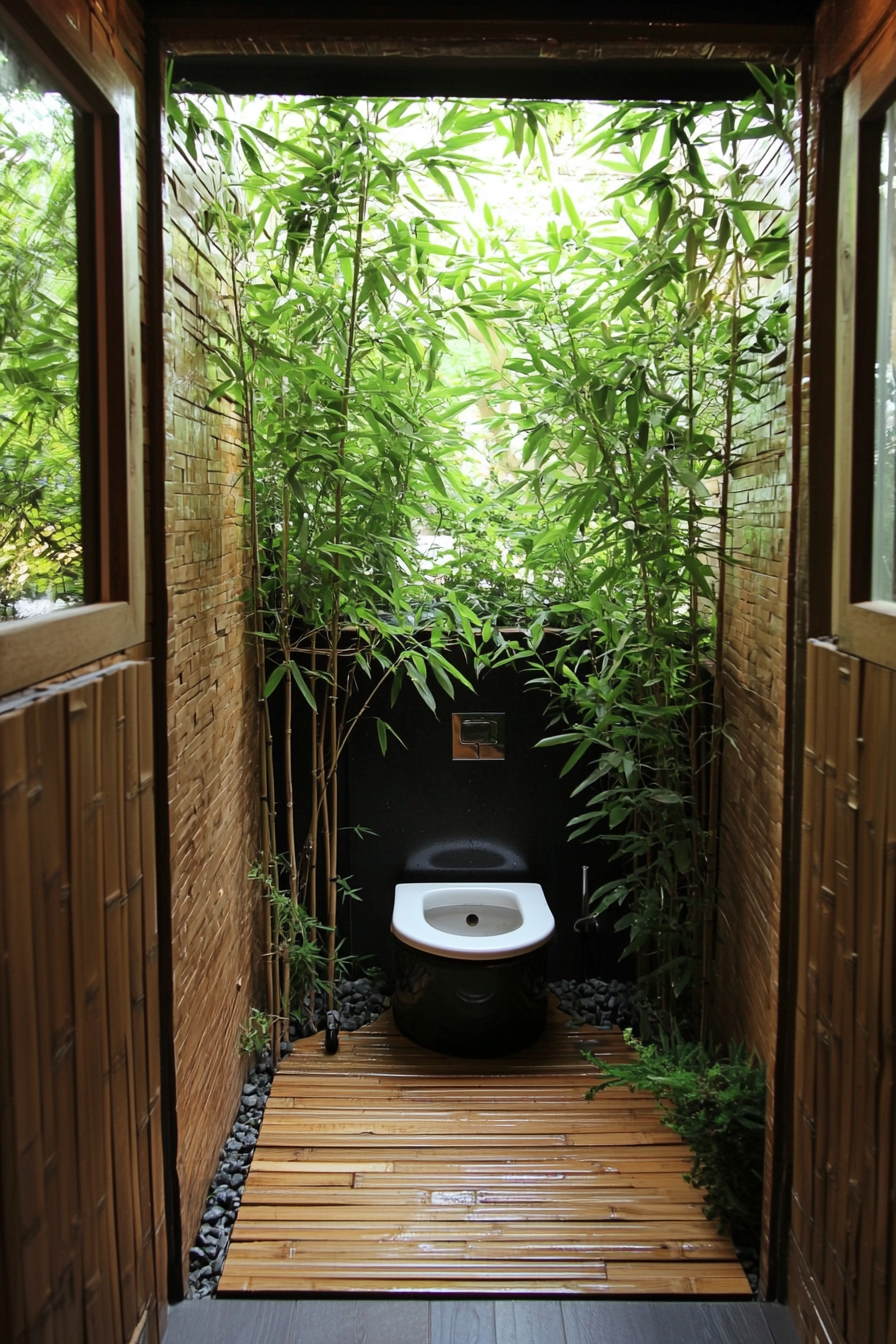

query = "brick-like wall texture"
[163,139,263,1275]
[712,120,801,1053]
[710,90,807,1286]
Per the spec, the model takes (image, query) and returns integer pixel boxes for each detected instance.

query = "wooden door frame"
[143,7,817,1299]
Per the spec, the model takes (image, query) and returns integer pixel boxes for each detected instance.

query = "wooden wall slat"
[800,634,822,1252]
[25,706,59,1344]
[101,677,139,1340]
[854,663,889,1344]
[6,709,54,1340]
[0,664,164,1344]
[811,650,840,1278]
[122,666,154,1337]
[70,682,116,1344]
[792,641,896,1344]
[33,694,82,1342]
[25,698,72,1344]
[872,672,896,1344]
[802,642,827,1263]
[828,655,859,1327]
[135,662,166,1344]
[0,710,50,1341]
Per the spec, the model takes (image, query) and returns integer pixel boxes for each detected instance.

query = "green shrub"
[239,1007,273,1056]
[585,1026,766,1239]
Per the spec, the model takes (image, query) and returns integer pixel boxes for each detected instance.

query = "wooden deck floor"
[218,1004,751,1296]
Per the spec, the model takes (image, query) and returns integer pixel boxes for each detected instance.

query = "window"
[872,105,896,604]
[834,13,896,665]
[0,0,142,696]
[0,24,81,619]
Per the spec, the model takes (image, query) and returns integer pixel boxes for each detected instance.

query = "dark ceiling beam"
[144,1,820,24]
[171,55,788,101]
[145,2,818,52]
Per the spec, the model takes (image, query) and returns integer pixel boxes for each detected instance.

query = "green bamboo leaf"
[562,189,582,231]
[513,113,525,158]
[560,737,591,777]
[746,62,777,100]
[656,186,673,235]
[289,661,318,711]
[427,163,454,198]
[263,663,287,698]
[407,663,437,713]
[239,133,263,174]
[428,657,454,698]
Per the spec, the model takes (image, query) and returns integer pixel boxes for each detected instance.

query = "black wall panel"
[317,649,629,981]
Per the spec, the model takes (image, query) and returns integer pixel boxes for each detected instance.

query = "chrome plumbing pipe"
[574,865,592,932]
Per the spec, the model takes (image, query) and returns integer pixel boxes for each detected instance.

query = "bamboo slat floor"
[217,1003,751,1296]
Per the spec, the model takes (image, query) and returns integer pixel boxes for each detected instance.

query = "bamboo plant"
[167,77,795,1042]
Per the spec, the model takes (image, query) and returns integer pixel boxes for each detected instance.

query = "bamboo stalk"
[700,281,739,1044]
[323,171,369,1003]
[319,740,332,1010]
[328,660,339,1004]
[309,633,318,924]
[264,890,274,1037]
[307,633,319,1028]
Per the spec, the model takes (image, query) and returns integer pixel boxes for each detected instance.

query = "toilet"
[390,880,555,1057]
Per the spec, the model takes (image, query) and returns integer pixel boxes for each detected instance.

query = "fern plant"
[586,1025,766,1238]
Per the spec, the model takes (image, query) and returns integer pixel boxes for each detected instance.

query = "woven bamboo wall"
[163,120,264,1279]
[788,639,896,1344]
[708,100,807,1296]
[712,121,801,1057]
[0,663,165,1344]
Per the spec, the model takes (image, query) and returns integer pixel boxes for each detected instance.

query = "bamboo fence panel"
[791,640,894,1344]
[0,663,165,1344]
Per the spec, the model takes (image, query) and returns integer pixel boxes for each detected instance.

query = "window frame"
[834,15,896,667]
[0,0,143,697]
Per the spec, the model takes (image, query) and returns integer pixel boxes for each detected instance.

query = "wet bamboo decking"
[218,1003,750,1296]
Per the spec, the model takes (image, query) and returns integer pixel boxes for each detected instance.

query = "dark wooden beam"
[172,55,780,100]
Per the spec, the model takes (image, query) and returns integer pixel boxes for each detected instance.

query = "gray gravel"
[186,1057,273,1298]
[548,975,648,1031]
[186,976,388,1298]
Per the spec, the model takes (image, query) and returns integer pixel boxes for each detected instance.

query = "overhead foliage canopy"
[168,77,794,1024]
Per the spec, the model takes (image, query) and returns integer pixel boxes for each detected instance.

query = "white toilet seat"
[391,881,555,961]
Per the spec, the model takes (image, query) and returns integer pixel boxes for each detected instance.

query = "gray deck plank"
[431,1299,497,1344]
[760,1304,801,1344]
[163,1297,799,1344]
[562,1300,787,1344]
[163,1299,298,1344]
[295,1299,431,1344]
[495,1299,567,1344]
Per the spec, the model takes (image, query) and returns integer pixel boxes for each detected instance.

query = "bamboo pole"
[307,632,319,1028]
[281,487,297,1039]
[309,632,318,924]
[323,170,369,1002]
[701,278,739,1043]
[327,653,339,1008]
